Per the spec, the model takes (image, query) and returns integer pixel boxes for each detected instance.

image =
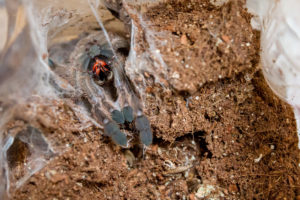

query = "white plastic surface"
[247,0,300,148]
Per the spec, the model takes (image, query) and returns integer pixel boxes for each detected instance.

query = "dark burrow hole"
[194,131,213,159]
[173,131,213,159]
[6,126,55,169]
[127,143,143,159]
[117,47,129,57]
[7,137,30,169]
[125,134,166,160]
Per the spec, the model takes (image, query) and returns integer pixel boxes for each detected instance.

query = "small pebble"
[180,34,189,45]
[221,35,230,43]
[172,71,180,79]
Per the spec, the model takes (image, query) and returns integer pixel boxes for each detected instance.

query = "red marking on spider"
[92,58,110,76]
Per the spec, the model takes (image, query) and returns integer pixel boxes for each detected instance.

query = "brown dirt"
[11,0,300,199]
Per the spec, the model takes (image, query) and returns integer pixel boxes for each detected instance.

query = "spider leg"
[135,115,153,146]
[110,54,153,146]
[101,65,110,72]
[96,68,101,76]
[93,106,128,147]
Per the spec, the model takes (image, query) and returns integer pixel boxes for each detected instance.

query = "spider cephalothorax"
[91,57,112,81]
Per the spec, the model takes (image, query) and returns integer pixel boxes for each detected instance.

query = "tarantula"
[48,32,152,147]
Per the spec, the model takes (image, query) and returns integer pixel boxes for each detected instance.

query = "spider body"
[92,58,111,81]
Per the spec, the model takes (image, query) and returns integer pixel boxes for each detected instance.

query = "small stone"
[180,34,189,45]
[45,172,51,180]
[151,144,158,153]
[221,35,230,43]
[76,182,83,187]
[189,193,196,200]
[228,184,238,193]
[172,71,180,79]
[145,87,153,94]
[124,150,135,167]
[157,147,162,155]
[144,71,150,78]
[51,173,67,183]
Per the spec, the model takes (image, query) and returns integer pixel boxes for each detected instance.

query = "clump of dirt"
[143,0,257,94]
[11,0,300,199]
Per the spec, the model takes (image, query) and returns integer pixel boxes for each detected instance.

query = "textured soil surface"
[9,0,300,199]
